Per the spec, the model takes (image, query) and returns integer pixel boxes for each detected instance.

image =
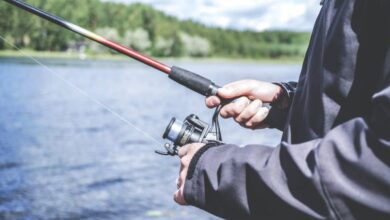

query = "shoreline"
[0,50,304,65]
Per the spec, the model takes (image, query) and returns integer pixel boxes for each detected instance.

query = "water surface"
[0,58,300,219]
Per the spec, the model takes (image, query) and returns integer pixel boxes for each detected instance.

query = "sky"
[104,0,322,31]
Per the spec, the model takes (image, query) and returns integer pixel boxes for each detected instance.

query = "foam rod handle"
[169,66,219,97]
[170,66,241,103]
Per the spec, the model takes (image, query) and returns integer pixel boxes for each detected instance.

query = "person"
[173,0,390,219]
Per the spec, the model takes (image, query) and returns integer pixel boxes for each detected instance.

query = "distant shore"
[0,50,304,64]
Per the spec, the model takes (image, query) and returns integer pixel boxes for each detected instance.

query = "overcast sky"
[104,0,322,31]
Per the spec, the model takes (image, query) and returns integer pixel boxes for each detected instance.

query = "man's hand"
[174,143,206,205]
[206,80,282,129]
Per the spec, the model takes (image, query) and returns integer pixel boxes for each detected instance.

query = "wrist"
[271,82,294,109]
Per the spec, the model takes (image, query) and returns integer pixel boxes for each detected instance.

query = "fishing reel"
[156,107,223,156]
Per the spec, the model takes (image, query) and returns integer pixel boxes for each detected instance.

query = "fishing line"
[0,34,162,145]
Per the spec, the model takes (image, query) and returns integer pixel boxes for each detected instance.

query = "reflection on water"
[0,58,300,219]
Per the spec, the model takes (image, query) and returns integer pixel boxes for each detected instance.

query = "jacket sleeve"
[184,80,390,219]
[266,81,297,130]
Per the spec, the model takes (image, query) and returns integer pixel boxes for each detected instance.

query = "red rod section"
[103,39,171,74]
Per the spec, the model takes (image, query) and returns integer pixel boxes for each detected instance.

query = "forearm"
[184,117,390,219]
[184,142,327,219]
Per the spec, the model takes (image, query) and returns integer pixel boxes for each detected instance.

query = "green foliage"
[0,0,311,59]
[123,28,151,52]
[179,32,211,57]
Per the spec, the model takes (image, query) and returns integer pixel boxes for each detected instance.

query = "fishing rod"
[3,0,220,98]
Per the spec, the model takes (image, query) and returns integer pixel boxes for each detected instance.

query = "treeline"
[0,0,311,59]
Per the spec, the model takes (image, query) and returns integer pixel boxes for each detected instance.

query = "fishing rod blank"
[3,0,220,97]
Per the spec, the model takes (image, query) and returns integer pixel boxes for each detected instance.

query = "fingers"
[235,99,262,123]
[205,80,257,109]
[220,97,251,118]
[177,161,188,189]
[174,185,187,205]
[205,96,221,108]
[174,168,187,205]
[175,155,189,206]
[214,80,284,103]
[178,143,205,158]
[178,145,190,158]
[175,143,206,205]
[219,98,269,129]
[245,106,269,128]
[218,80,257,99]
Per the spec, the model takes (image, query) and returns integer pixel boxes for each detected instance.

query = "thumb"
[218,81,255,99]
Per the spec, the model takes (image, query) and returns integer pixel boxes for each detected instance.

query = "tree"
[154,36,173,57]
[123,28,151,53]
[179,32,211,57]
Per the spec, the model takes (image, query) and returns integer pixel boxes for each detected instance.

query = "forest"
[0,0,312,59]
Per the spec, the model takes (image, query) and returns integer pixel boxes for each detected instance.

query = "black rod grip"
[169,66,218,97]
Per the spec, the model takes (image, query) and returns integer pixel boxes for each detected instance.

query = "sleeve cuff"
[183,142,221,206]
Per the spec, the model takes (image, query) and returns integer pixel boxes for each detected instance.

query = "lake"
[0,58,300,219]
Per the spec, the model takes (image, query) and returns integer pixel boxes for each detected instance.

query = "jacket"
[183,0,390,219]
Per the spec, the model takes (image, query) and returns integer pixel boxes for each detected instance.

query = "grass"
[0,49,304,64]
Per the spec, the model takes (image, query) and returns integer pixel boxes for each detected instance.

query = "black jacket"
[183,0,390,219]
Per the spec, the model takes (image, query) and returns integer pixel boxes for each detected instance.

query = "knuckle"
[248,108,258,116]
[177,178,182,187]
[178,147,185,154]
[173,193,180,204]
[232,105,243,115]
[222,107,234,118]
[237,112,250,122]
[220,108,229,117]
[241,109,256,120]
[231,107,241,116]
[234,116,243,123]
[181,159,189,167]
[180,156,191,167]
[220,112,229,118]
[178,147,188,157]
